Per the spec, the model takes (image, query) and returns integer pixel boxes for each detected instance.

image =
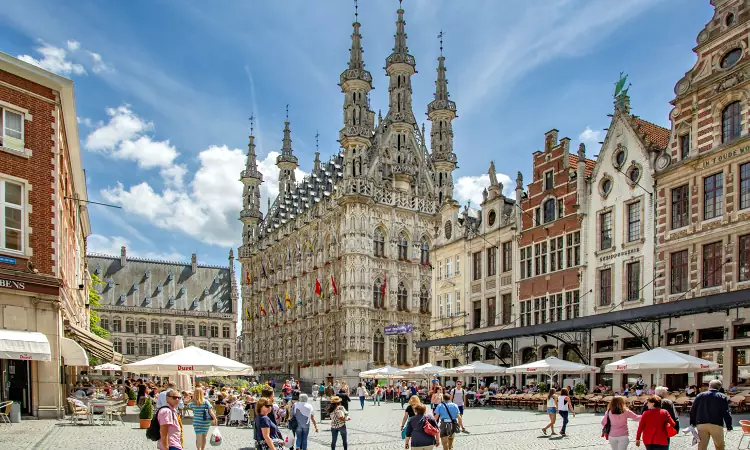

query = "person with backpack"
[449,380,467,424]
[146,388,184,450]
[404,403,439,450]
[434,393,464,450]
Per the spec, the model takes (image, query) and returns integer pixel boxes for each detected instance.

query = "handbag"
[439,402,460,436]
[601,411,611,440]
[288,404,298,431]
[423,417,440,437]
[666,412,678,438]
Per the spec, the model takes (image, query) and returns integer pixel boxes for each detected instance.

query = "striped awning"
[64,321,127,364]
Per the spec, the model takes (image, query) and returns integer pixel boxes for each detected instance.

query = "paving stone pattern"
[4,402,747,449]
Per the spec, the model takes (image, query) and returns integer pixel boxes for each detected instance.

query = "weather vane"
[438,30,444,56]
[354,0,358,21]
[285,104,289,121]
[249,113,255,135]
[315,130,320,152]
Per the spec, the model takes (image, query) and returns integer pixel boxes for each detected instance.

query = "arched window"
[397,282,408,311]
[420,238,430,265]
[151,320,160,334]
[521,347,536,364]
[470,346,481,362]
[543,198,556,223]
[211,344,219,354]
[138,340,147,356]
[722,101,742,142]
[485,344,495,361]
[126,341,135,355]
[125,318,134,333]
[137,319,147,334]
[419,285,429,314]
[199,343,208,351]
[499,343,512,360]
[113,338,122,354]
[374,228,385,257]
[187,322,195,336]
[373,331,385,364]
[199,323,207,337]
[373,279,384,309]
[175,322,184,335]
[222,346,231,358]
[541,345,557,359]
[397,335,408,365]
[419,334,429,365]
[222,325,231,339]
[398,232,409,260]
[210,324,219,338]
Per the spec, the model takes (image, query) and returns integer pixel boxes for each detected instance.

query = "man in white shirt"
[156,382,176,408]
[450,380,466,416]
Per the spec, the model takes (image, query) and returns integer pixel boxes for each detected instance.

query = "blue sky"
[1,0,711,268]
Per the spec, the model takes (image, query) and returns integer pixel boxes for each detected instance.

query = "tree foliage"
[89,273,109,339]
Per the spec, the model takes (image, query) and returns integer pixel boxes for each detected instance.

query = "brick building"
[0,52,101,418]
[653,0,750,386]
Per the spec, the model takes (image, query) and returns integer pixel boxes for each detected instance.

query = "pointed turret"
[276,111,298,196]
[340,1,375,178]
[240,120,264,245]
[384,6,416,126]
[428,33,457,206]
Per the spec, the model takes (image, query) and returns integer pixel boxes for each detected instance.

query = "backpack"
[146,406,173,441]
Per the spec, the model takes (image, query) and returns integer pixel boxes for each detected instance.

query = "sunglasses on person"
[169,396,182,399]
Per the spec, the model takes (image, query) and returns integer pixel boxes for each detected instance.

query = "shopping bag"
[209,426,223,446]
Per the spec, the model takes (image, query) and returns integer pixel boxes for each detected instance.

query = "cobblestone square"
[4,402,747,449]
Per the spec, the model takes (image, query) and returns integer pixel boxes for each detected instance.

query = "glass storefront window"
[697,349,723,384]
[735,347,750,387]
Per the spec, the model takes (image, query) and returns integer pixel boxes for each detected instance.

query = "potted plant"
[574,382,588,413]
[127,387,137,407]
[139,397,153,428]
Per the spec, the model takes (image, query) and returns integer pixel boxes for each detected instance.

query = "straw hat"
[330,396,342,403]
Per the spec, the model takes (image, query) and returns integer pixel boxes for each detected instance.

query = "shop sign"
[177,365,194,371]
[0,278,25,290]
[700,144,750,169]
[19,354,32,360]
[384,323,413,335]
[0,256,17,265]
[599,247,640,264]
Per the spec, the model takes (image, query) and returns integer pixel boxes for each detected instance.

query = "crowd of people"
[67,375,740,450]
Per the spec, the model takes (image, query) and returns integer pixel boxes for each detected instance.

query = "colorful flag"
[285,291,293,310]
[381,274,387,296]
[277,296,285,313]
[259,303,267,316]
[330,275,339,296]
[315,278,323,298]
[267,295,276,315]
[246,269,253,286]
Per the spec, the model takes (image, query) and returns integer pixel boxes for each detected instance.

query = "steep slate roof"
[568,154,597,177]
[260,153,344,236]
[631,117,670,150]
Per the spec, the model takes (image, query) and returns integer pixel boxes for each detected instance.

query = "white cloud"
[88,51,113,74]
[101,145,247,247]
[77,116,93,127]
[160,164,188,188]
[84,105,152,150]
[88,234,184,261]
[579,127,605,147]
[114,135,179,169]
[454,172,515,207]
[18,41,87,76]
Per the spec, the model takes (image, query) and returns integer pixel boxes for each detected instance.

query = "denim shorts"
[547,407,557,414]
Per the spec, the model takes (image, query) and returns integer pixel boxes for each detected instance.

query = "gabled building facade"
[653,0,750,386]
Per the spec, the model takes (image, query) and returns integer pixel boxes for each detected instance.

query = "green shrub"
[139,397,153,419]
[203,377,250,389]
[127,388,137,400]
[249,384,263,395]
[574,382,588,396]
[536,382,549,393]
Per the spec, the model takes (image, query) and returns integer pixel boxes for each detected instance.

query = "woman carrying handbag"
[602,396,641,450]
[635,396,676,450]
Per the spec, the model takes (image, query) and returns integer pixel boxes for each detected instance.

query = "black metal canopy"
[417,289,750,348]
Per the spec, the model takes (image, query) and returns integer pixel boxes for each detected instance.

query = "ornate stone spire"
[240,114,264,244]
[276,107,298,196]
[428,31,457,206]
[384,4,416,125]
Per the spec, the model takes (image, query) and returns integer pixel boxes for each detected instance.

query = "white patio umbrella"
[394,363,446,379]
[92,363,122,371]
[172,336,192,392]
[605,347,720,374]
[359,365,403,379]
[507,357,596,385]
[122,345,253,377]
[441,361,507,376]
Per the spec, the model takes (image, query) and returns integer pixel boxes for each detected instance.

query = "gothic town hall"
[238,6,457,381]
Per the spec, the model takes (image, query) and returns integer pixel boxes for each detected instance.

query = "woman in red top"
[636,396,676,450]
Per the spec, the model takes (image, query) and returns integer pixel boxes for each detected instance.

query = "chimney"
[576,143,587,208]
[120,246,127,266]
[544,129,559,152]
[560,137,571,168]
[191,253,197,273]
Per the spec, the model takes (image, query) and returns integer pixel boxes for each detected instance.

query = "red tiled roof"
[631,117,670,150]
[569,154,596,177]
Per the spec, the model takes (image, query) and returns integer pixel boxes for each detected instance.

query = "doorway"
[3,360,31,415]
